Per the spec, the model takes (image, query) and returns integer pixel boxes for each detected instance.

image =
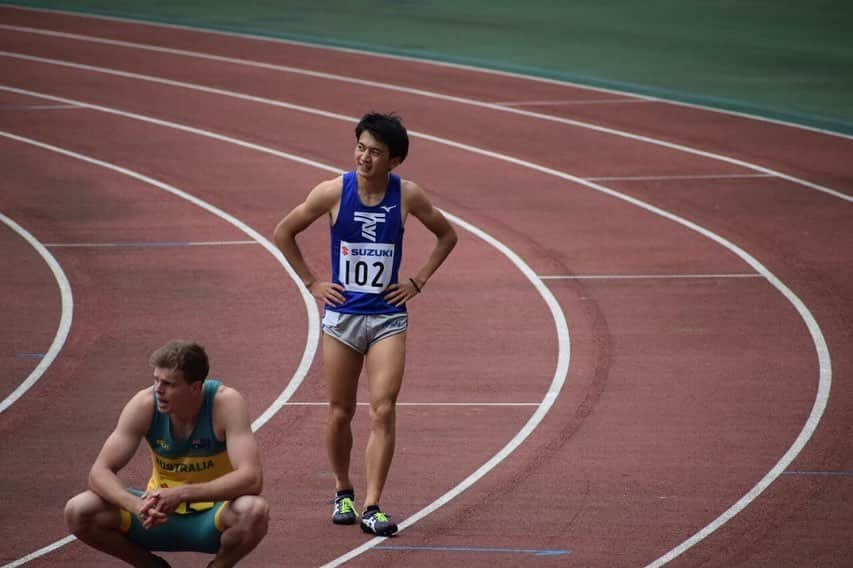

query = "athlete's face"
[153,367,201,414]
[354,131,401,179]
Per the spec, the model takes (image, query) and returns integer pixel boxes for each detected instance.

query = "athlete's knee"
[369,399,396,429]
[64,491,104,534]
[233,496,270,535]
[64,493,85,532]
[246,497,270,535]
[328,401,356,425]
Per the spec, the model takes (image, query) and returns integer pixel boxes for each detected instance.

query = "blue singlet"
[329,171,405,315]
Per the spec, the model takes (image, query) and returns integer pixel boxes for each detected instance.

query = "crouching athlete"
[64,340,269,567]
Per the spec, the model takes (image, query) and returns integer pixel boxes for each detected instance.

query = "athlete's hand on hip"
[385,278,420,306]
[307,281,346,306]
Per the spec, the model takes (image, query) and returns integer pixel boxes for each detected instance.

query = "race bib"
[338,240,395,293]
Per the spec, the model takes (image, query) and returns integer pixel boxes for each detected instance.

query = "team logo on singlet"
[353,211,386,241]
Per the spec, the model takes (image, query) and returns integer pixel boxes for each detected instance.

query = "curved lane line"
[0,211,73,414]
[0,130,319,567]
[0,130,321,433]
[0,44,850,204]
[0,98,572,566]
[2,11,852,142]
[0,78,833,565]
[321,210,571,567]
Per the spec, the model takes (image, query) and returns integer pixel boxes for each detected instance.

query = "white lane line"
[540,274,762,280]
[584,173,774,181]
[405,124,831,568]
[0,212,73,415]
[2,13,851,142]
[45,240,257,247]
[321,210,571,568]
[0,77,832,566]
[645,315,831,564]
[0,130,321,431]
[0,90,571,567]
[0,40,850,202]
[0,131,320,568]
[494,98,653,106]
[1,131,320,433]
[1,536,77,568]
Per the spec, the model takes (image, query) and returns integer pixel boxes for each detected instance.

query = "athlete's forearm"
[174,466,263,504]
[414,229,458,286]
[88,466,142,513]
[273,229,317,287]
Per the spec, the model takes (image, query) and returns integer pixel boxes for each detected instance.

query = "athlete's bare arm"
[385,180,457,306]
[88,388,163,526]
[273,177,346,306]
[145,387,263,516]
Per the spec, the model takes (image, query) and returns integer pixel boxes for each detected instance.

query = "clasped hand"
[137,487,184,529]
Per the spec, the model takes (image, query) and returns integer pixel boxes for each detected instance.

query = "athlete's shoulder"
[306,176,344,210]
[211,384,248,413]
[400,177,426,193]
[315,175,344,194]
[128,386,155,410]
[211,383,238,399]
[400,178,430,207]
[117,387,155,433]
[211,384,252,435]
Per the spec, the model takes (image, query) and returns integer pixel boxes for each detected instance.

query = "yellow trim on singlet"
[214,500,229,532]
[119,508,132,532]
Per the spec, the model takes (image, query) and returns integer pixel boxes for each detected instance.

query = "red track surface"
[1,7,852,568]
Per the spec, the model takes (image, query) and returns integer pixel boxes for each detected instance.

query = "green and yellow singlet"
[144,379,233,514]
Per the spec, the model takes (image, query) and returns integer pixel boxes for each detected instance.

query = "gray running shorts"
[322,311,408,354]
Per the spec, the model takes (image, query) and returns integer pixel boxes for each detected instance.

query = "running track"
[1,7,852,568]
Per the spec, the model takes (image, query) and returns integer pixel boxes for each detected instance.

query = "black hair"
[355,112,409,162]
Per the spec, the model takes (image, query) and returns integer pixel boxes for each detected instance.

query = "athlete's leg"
[323,333,364,492]
[64,490,164,567]
[363,331,406,507]
[208,496,269,568]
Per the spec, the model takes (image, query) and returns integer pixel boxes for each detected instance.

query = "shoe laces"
[370,511,389,522]
[336,496,355,514]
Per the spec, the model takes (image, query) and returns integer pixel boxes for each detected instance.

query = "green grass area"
[4,0,853,134]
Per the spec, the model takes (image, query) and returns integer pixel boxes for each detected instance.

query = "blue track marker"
[375,545,570,556]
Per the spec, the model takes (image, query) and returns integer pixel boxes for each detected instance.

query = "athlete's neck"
[357,172,390,205]
[357,169,391,190]
[168,396,203,438]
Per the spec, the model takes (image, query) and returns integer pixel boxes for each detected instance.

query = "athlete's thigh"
[125,504,224,553]
[323,333,364,405]
[365,331,406,404]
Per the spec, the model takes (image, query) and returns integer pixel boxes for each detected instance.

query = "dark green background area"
[4,0,853,135]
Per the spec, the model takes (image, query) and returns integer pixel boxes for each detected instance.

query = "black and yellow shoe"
[360,506,397,536]
[332,492,357,525]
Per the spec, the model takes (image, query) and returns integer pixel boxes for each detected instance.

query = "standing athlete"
[273,112,457,535]
[64,341,269,567]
